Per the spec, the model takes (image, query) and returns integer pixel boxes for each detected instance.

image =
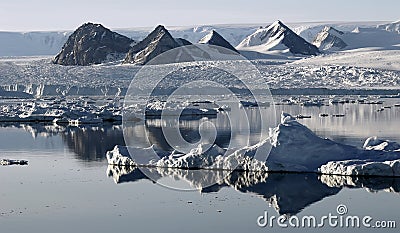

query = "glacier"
[1,57,399,99]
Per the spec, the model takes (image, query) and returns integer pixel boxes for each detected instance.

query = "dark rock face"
[271,21,319,55]
[175,38,192,46]
[53,23,134,66]
[199,30,238,53]
[123,25,188,65]
[237,20,319,56]
[313,26,347,51]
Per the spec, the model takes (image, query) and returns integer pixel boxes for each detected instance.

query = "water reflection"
[1,113,255,161]
[106,165,400,216]
[3,100,400,162]
[275,100,400,147]
[124,109,271,152]
[0,122,124,161]
[61,125,124,161]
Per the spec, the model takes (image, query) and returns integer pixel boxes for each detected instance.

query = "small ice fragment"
[0,159,28,166]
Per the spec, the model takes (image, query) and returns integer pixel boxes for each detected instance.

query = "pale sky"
[0,0,399,31]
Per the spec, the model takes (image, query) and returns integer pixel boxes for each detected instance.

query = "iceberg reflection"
[106,165,400,215]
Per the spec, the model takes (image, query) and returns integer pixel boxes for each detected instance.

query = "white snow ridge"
[107,113,400,177]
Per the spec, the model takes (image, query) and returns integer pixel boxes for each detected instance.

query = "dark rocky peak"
[123,25,190,65]
[268,20,319,55]
[199,30,238,52]
[53,22,134,65]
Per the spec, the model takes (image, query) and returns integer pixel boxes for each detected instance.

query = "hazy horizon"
[0,0,399,31]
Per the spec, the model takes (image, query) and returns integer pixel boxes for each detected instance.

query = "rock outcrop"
[123,25,191,65]
[53,23,134,66]
[199,30,238,53]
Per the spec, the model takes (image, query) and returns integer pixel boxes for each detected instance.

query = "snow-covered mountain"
[53,23,134,65]
[293,21,387,43]
[311,24,400,51]
[313,26,347,51]
[236,20,319,56]
[0,25,258,57]
[198,30,238,52]
[1,20,399,58]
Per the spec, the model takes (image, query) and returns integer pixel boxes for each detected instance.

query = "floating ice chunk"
[144,101,219,117]
[156,144,225,169]
[106,143,269,171]
[319,159,400,177]
[0,159,28,166]
[106,144,173,166]
[106,146,136,166]
[363,136,400,152]
[153,142,271,171]
[155,142,269,171]
[280,111,296,124]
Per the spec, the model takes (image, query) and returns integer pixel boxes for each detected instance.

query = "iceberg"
[106,145,138,167]
[106,112,400,177]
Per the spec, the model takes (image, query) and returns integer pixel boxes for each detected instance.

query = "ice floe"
[0,98,122,124]
[363,136,400,151]
[144,100,219,118]
[0,159,28,166]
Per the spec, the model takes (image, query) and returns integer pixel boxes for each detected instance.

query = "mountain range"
[55,23,241,65]
[55,20,321,65]
[123,25,197,65]
[1,20,399,65]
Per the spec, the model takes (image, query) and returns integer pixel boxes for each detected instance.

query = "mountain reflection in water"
[0,122,124,161]
[5,112,264,161]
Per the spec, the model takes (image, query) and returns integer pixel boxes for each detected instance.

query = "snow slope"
[293,49,400,71]
[337,27,400,50]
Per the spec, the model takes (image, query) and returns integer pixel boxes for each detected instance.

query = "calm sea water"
[0,100,399,233]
